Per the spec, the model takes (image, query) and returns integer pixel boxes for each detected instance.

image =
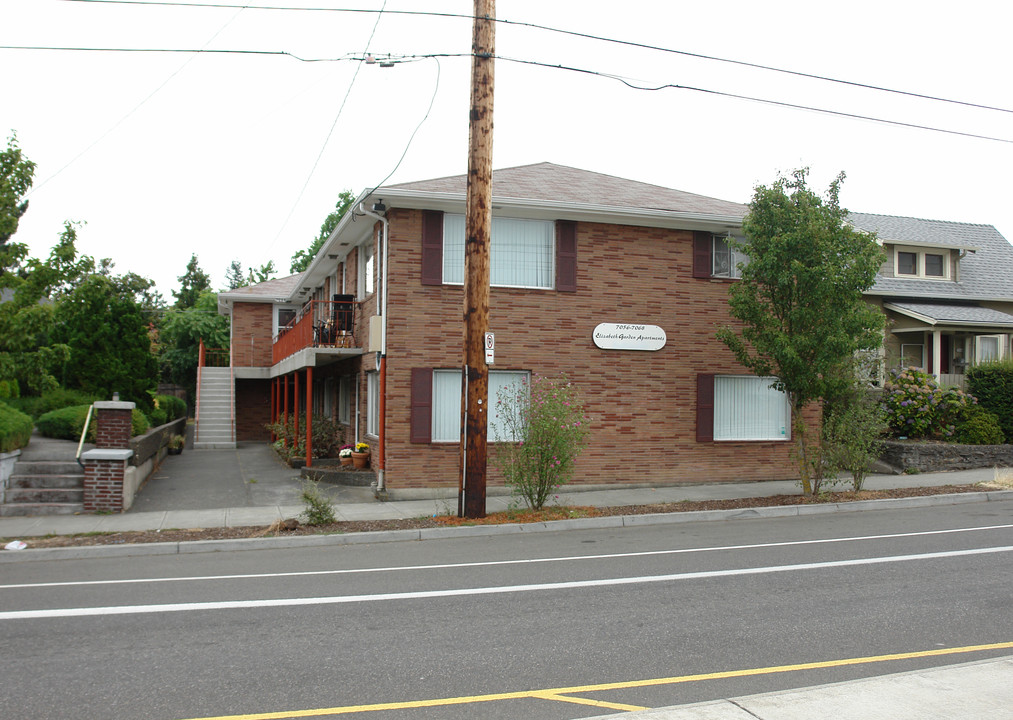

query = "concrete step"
[12,461,84,476]
[5,487,84,503]
[193,442,237,450]
[9,474,85,489]
[0,502,84,516]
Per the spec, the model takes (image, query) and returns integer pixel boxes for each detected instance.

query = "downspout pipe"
[359,202,389,493]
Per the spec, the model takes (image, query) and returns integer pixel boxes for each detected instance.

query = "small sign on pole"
[484,332,495,364]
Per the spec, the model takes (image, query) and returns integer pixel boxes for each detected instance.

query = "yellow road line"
[530,692,649,711]
[176,640,1013,720]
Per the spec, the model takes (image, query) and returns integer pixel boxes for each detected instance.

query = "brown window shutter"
[410,368,433,443]
[696,373,715,442]
[421,211,444,286]
[692,231,713,278]
[556,220,577,292]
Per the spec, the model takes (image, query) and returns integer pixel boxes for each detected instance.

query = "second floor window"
[895,247,948,279]
[712,235,748,279]
[442,215,554,289]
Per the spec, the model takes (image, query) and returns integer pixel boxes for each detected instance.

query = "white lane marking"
[3,523,1012,591]
[3,545,1011,620]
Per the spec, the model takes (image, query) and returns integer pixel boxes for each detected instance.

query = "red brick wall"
[94,409,132,449]
[236,379,272,441]
[232,302,274,367]
[83,460,125,512]
[374,209,803,488]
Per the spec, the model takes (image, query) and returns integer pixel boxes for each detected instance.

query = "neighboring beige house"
[850,213,1013,388]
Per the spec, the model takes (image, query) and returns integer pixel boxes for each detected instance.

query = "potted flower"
[351,441,371,469]
[338,444,354,467]
[167,434,185,455]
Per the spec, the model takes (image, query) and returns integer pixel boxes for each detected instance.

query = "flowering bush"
[493,374,591,509]
[881,367,976,439]
[354,442,371,454]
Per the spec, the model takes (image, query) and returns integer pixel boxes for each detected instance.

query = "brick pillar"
[82,400,135,513]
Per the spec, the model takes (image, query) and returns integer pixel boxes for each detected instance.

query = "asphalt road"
[1,501,1011,720]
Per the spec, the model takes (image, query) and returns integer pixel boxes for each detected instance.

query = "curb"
[3,489,1012,564]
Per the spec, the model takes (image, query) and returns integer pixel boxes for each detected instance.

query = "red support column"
[305,366,313,467]
[283,375,290,446]
[294,370,300,448]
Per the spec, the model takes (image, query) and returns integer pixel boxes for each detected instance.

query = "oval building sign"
[593,323,667,351]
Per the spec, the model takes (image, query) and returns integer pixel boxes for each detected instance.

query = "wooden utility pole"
[459,0,495,518]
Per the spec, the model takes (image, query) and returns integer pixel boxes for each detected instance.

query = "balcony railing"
[273,299,357,364]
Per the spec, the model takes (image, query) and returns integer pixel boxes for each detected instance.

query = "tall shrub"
[966,359,1013,442]
[493,374,591,510]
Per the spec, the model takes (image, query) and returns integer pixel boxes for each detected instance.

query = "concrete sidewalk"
[0,440,1007,542]
[601,655,1013,719]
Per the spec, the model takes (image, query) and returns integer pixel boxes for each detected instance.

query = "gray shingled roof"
[385,162,748,217]
[222,273,305,300]
[849,212,1013,301]
[886,302,1013,327]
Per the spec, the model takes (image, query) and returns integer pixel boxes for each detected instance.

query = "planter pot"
[168,447,183,456]
[351,451,370,469]
[340,456,353,467]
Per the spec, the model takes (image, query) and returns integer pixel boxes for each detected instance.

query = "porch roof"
[884,301,1013,330]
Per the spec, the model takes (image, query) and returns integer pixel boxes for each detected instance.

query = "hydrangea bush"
[882,367,976,439]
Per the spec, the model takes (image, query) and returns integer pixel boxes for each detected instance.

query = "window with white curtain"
[976,335,1003,363]
[712,235,748,278]
[366,372,378,436]
[432,369,530,442]
[442,215,554,288]
[713,376,789,441]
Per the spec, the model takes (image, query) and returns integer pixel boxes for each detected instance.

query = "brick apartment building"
[214,163,1013,490]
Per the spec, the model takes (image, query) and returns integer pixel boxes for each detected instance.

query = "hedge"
[966,360,1013,442]
[37,404,150,441]
[154,394,187,421]
[0,401,33,453]
[7,389,101,421]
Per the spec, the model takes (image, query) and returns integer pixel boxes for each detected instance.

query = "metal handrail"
[75,404,95,469]
[195,339,204,443]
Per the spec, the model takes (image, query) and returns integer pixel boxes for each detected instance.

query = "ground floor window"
[338,375,351,424]
[714,376,788,441]
[431,369,529,442]
[976,335,1004,363]
[366,372,378,436]
[698,374,789,442]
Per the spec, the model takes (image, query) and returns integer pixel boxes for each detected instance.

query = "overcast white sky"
[4,0,1012,299]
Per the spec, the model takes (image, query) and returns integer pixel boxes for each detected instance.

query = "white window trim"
[442,215,556,290]
[431,369,530,443]
[900,342,926,370]
[360,242,375,299]
[713,375,790,442]
[893,245,950,280]
[975,334,1005,364]
[712,234,748,279]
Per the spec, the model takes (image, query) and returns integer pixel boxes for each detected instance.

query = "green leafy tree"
[290,190,355,273]
[173,254,211,309]
[159,290,230,406]
[225,260,247,290]
[0,222,94,394]
[717,169,885,495]
[247,260,277,285]
[1,132,36,255]
[53,274,158,408]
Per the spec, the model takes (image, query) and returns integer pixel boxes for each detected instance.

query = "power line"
[268,0,388,252]
[6,42,1010,144]
[60,0,1013,116]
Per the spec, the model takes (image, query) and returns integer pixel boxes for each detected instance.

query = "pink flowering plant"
[882,367,976,439]
[493,374,591,509]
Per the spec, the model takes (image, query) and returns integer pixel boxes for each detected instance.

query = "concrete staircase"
[195,366,236,449]
[1,432,86,516]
